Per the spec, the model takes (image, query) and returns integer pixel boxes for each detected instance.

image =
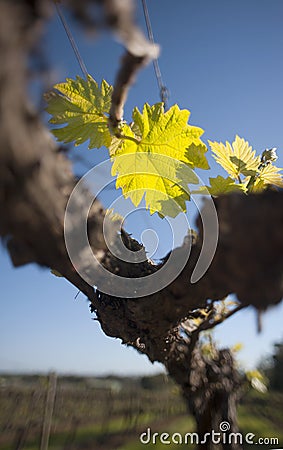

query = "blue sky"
[1,0,283,375]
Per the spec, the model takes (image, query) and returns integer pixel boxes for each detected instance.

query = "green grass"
[238,391,283,449]
[11,413,166,450]
[118,415,196,450]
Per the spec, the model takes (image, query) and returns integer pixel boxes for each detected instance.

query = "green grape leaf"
[256,163,283,188]
[186,142,210,169]
[208,135,261,179]
[207,175,246,195]
[110,103,207,163]
[110,103,207,216]
[192,176,245,196]
[248,163,283,192]
[45,75,112,149]
[112,152,199,217]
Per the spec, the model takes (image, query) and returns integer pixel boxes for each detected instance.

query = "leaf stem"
[115,132,140,145]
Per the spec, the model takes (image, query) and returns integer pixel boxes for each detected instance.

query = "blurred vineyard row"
[0,373,282,450]
[0,373,186,450]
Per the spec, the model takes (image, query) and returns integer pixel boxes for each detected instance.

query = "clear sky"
[1,0,283,376]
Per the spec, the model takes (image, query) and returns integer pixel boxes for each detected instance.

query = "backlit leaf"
[110,103,208,216]
[45,75,112,149]
[186,142,210,170]
[207,175,245,195]
[112,152,199,217]
[256,163,283,188]
[208,135,260,179]
[192,176,245,196]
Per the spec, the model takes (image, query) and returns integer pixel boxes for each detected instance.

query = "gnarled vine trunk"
[186,348,242,450]
[164,329,243,450]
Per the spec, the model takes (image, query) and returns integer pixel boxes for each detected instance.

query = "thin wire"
[54,1,88,79]
[141,0,169,110]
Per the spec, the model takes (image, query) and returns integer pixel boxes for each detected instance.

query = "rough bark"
[167,343,243,450]
[0,1,282,448]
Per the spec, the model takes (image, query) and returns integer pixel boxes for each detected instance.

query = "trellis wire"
[54,1,88,78]
[55,0,168,108]
[141,0,169,109]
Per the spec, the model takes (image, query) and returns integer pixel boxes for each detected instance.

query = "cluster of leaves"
[45,75,283,218]
[45,75,207,217]
[205,136,283,195]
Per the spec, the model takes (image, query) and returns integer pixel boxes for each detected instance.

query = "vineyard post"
[40,372,57,450]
